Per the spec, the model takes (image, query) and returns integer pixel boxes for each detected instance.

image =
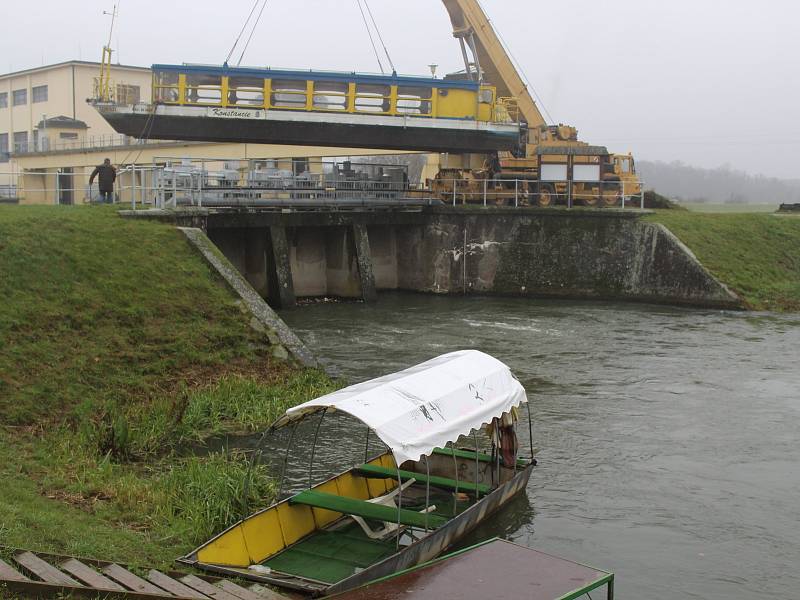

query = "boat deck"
[264,522,395,585]
[263,489,476,585]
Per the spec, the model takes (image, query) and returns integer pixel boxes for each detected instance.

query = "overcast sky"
[3,0,798,179]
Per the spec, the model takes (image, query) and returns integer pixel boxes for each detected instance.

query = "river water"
[278,293,800,599]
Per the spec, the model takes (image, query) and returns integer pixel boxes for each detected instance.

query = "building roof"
[1,60,149,80]
[36,115,88,130]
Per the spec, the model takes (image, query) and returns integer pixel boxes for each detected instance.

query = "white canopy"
[272,350,528,465]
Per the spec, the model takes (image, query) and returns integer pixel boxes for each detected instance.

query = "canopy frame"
[260,351,533,548]
[268,350,529,468]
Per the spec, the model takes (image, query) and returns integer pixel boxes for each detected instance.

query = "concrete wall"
[385,210,741,308]
[369,225,399,290]
[173,208,742,310]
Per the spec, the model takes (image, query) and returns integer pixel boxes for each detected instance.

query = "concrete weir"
[130,207,742,310]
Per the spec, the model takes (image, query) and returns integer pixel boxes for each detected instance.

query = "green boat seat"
[289,490,448,530]
[355,464,492,496]
[432,446,529,469]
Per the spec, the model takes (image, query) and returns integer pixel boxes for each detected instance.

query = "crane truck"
[433,0,641,207]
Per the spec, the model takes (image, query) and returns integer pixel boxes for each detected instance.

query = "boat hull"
[98,105,522,154]
[184,462,533,596]
[324,463,533,596]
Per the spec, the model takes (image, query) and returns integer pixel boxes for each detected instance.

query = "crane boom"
[441,0,546,127]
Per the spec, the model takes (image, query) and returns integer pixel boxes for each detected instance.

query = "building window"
[13,131,28,153]
[116,84,140,105]
[12,89,27,106]
[59,132,79,140]
[32,85,48,103]
[0,133,8,162]
[0,93,7,109]
[292,157,310,176]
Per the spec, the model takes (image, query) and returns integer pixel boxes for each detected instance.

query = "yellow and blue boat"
[178,350,535,596]
[95,64,522,153]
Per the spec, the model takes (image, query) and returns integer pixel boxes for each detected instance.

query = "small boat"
[178,350,535,596]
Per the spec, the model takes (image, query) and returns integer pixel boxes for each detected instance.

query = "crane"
[435,0,640,207]
[442,0,545,128]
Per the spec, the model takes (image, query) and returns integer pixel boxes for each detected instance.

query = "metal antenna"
[103,3,118,50]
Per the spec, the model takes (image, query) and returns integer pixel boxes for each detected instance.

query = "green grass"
[0,205,338,565]
[0,205,275,425]
[646,211,800,311]
[682,202,780,214]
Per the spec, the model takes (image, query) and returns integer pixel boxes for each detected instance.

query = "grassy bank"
[682,202,780,213]
[646,211,800,311]
[0,205,336,565]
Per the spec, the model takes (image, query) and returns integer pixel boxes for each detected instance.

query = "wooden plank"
[102,563,169,595]
[1,578,192,600]
[0,558,29,582]
[60,558,126,591]
[248,583,293,600]
[147,570,208,599]
[178,574,243,600]
[216,579,266,600]
[14,551,81,586]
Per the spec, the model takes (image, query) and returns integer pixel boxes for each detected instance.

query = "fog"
[3,0,798,179]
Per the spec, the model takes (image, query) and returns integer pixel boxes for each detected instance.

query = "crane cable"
[225,0,260,65]
[355,0,385,74]
[237,0,270,66]
[363,0,397,74]
[475,0,555,124]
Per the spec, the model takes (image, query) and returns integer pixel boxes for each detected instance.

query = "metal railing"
[435,178,645,209]
[12,134,168,156]
[0,166,645,211]
[0,184,18,200]
[149,74,511,123]
[0,166,159,207]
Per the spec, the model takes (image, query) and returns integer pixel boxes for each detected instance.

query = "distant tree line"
[637,160,800,204]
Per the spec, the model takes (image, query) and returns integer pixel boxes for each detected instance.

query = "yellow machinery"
[95,3,118,103]
[435,0,641,206]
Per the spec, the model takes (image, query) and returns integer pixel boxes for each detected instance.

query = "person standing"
[89,158,117,204]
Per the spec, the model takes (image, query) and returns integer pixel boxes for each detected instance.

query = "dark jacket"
[90,164,117,192]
